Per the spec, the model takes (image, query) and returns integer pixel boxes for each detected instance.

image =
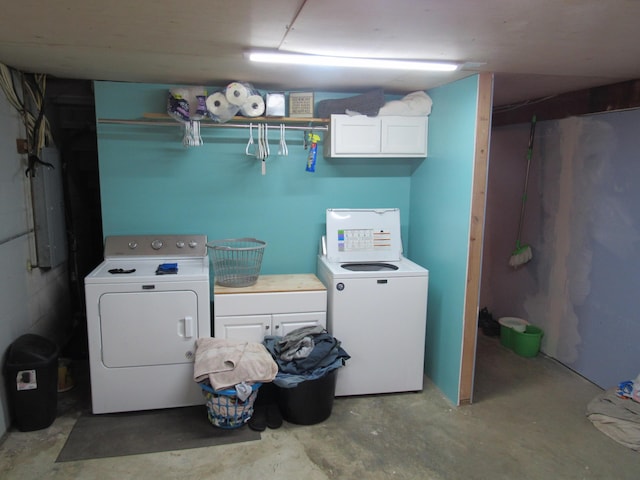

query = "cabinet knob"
[265,325,269,330]
[275,324,280,330]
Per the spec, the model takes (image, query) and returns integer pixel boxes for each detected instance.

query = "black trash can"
[4,334,59,431]
[277,370,337,425]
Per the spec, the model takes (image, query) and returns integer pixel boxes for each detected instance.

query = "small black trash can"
[277,370,337,425]
[4,334,59,431]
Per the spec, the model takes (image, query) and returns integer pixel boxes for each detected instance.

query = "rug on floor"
[56,405,261,462]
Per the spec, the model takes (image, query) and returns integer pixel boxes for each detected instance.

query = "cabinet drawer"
[215,290,327,316]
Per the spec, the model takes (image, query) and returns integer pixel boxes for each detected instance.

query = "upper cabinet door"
[330,115,382,156]
[380,117,428,156]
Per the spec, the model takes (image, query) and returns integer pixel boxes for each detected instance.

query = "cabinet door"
[331,115,381,156]
[380,116,427,156]
[273,312,327,337]
[214,315,270,342]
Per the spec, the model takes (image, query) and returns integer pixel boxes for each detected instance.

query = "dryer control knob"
[176,241,185,248]
[128,241,138,249]
[188,240,198,248]
[151,239,163,250]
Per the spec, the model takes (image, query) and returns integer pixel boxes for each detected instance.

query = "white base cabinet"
[214,274,327,343]
[326,114,428,158]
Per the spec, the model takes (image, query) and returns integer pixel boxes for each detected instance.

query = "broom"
[509,115,537,268]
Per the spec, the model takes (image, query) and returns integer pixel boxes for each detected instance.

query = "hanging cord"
[0,63,53,176]
[22,73,54,176]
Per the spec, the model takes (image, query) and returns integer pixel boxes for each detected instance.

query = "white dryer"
[317,208,428,396]
[84,235,211,414]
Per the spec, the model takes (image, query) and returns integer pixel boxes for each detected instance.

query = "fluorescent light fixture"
[247,51,459,72]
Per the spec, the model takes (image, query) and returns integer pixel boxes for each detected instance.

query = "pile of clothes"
[263,325,350,388]
[586,375,640,451]
[245,326,350,432]
[192,328,349,431]
[193,337,277,400]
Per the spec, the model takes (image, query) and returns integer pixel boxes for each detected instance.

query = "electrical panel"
[31,147,67,268]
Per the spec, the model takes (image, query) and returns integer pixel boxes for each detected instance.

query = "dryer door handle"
[184,316,194,338]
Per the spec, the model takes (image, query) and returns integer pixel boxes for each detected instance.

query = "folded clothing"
[317,89,385,118]
[376,91,432,116]
[194,337,277,391]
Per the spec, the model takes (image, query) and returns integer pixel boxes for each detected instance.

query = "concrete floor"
[1,334,638,479]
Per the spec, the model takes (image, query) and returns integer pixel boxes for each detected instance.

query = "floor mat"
[56,405,260,462]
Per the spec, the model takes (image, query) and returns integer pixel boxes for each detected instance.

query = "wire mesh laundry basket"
[199,382,261,429]
[207,238,266,287]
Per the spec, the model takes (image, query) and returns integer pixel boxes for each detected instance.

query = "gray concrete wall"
[482,111,640,388]
[0,86,70,436]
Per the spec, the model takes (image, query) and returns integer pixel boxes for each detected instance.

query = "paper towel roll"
[225,82,254,106]
[240,94,265,117]
[206,92,239,123]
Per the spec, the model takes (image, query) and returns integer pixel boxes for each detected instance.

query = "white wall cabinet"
[213,274,327,343]
[326,114,428,158]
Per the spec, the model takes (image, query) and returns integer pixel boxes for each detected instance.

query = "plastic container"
[498,317,529,349]
[199,382,261,429]
[277,370,337,425]
[206,238,266,287]
[3,334,59,431]
[512,325,544,357]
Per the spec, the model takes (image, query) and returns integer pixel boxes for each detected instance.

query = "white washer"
[316,209,428,396]
[84,234,211,414]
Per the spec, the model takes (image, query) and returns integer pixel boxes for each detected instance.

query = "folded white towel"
[377,91,433,116]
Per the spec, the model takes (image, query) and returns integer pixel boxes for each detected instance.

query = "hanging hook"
[246,123,255,156]
[279,123,288,156]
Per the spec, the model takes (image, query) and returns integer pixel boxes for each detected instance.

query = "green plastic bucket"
[512,325,544,357]
[498,317,528,349]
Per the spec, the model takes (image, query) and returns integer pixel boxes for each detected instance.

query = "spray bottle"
[306,133,321,172]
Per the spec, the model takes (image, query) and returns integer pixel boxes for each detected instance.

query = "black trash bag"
[478,307,500,337]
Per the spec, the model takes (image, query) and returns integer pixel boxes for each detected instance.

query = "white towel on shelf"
[376,91,433,116]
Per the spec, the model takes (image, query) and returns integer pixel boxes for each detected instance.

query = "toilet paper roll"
[206,91,239,123]
[240,94,265,117]
[225,82,254,106]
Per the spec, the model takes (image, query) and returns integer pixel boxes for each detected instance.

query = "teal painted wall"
[409,76,480,404]
[94,82,416,276]
[94,78,481,405]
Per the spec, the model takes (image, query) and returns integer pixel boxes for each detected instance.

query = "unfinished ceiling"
[0,0,638,107]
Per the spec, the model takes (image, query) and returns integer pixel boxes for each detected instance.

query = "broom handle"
[516,116,537,246]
